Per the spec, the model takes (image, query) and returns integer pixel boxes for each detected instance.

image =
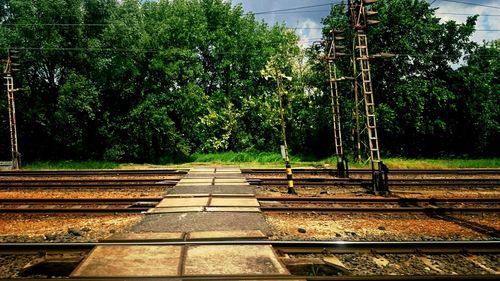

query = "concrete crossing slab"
[177,182,212,186]
[186,230,266,240]
[71,246,182,277]
[190,167,215,173]
[167,185,255,195]
[101,232,184,242]
[178,178,213,183]
[69,166,299,279]
[184,173,244,178]
[156,197,209,207]
[183,245,289,275]
[131,212,272,235]
[215,167,242,173]
[165,193,211,197]
[215,182,250,186]
[148,207,205,213]
[214,178,247,183]
[165,193,254,197]
[210,197,259,207]
[205,207,261,212]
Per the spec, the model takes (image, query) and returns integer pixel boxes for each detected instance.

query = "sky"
[233,0,500,46]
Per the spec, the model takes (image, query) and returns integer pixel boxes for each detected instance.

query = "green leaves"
[54,72,101,156]
[0,0,300,162]
[1,0,495,162]
[307,0,496,158]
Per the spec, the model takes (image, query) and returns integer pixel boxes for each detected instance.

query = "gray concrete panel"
[131,212,272,236]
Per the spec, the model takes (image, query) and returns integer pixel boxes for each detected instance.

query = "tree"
[312,0,480,158]
[451,40,499,156]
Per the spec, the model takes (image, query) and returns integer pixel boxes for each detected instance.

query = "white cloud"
[234,0,500,46]
[294,19,323,47]
[235,0,332,46]
[434,0,500,43]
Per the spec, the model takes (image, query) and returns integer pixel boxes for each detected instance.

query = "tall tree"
[312,0,479,158]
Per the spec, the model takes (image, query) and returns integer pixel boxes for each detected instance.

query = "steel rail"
[3,196,496,203]
[3,275,498,281]
[0,207,150,213]
[242,168,500,175]
[0,169,188,176]
[1,197,498,214]
[2,206,497,214]
[0,198,159,213]
[250,178,500,187]
[0,182,178,188]
[2,241,498,280]
[260,206,500,213]
[257,196,500,213]
[1,168,498,177]
[0,178,177,184]
[1,240,498,254]
[0,197,162,203]
[256,196,500,203]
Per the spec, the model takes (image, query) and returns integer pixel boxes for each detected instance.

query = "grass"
[24,160,120,170]
[380,158,500,169]
[21,153,500,170]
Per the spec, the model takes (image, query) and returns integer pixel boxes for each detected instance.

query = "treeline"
[0,0,498,163]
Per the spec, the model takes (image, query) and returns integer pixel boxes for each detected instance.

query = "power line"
[440,0,500,10]
[1,13,498,29]
[1,12,499,28]
[290,27,500,31]
[437,12,500,16]
[252,2,339,15]
[1,23,109,26]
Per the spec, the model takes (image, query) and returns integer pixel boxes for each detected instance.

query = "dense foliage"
[308,0,499,158]
[0,0,498,163]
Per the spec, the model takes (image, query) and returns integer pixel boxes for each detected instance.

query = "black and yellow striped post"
[274,70,297,195]
[286,161,296,195]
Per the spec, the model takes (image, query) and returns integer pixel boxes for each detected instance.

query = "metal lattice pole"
[348,0,388,194]
[3,50,21,169]
[325,31,349,177]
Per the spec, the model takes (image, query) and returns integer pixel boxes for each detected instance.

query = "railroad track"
[0,178,179,188]
[2,239,498,253]
[0,198,161,213]
[258,196,500,213]
[1,169,498,189]
[0,169,188,177]
[1,240,498,280]
[1,196,498,214]
[243,168,500,175]
[250,178,500,187]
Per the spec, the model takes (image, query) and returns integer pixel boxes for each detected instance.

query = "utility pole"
[348,0,388,194]
[323,29,351,178]
[275,70,297,195]
[3,49,21,169]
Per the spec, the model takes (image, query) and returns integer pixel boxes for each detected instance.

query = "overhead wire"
[440,0,500,10]
[0,0,497,50]
[441,0,500,10]
[252,2,340,15]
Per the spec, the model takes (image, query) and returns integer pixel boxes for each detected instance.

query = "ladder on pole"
[4,50,21,169]
[356,32,380,166]
[328,62,344,159]
[324,31,349,177]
